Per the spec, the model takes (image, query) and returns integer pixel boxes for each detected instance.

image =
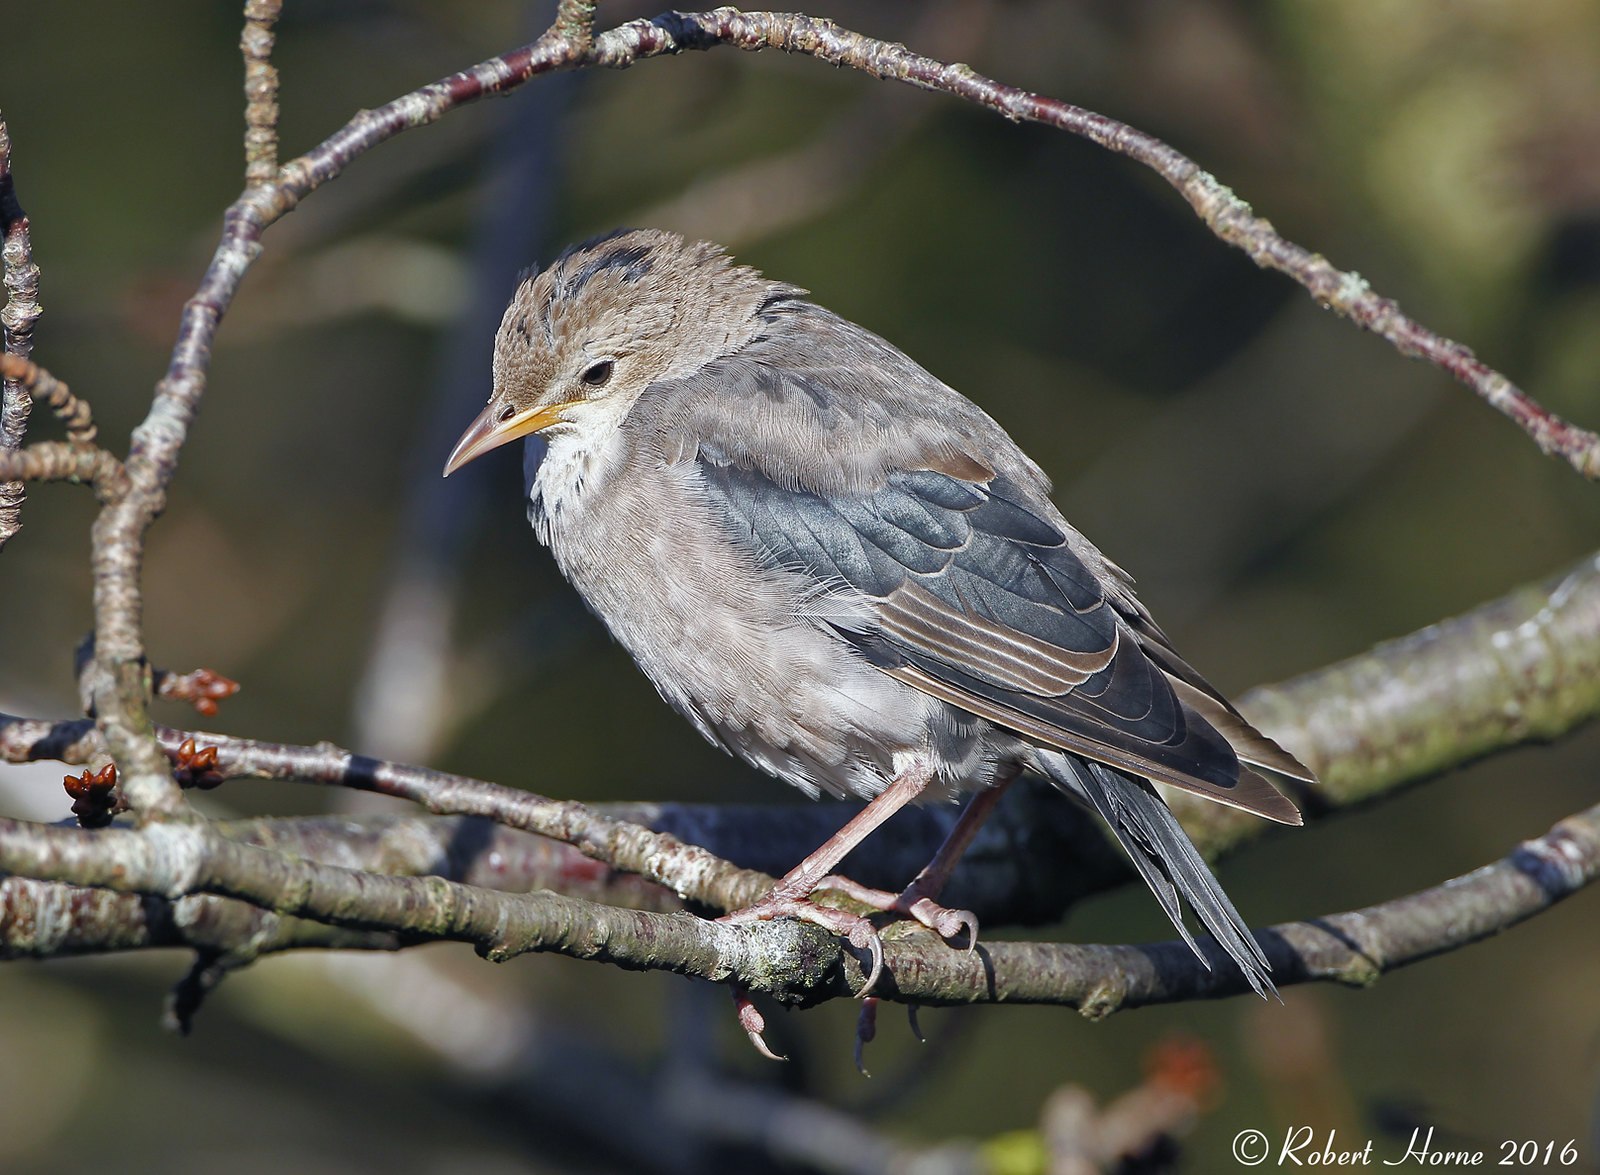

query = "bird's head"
[443,228,784,475]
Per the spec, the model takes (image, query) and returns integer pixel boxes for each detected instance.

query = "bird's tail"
[1034,750,1276,999]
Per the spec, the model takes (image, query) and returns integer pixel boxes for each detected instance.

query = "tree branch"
[5,547,1600,933]
[588,10,1600,478]
[0,109,40,550]
[0,813,678,962]
[241,0,283,188]
[1,797,1594,1015]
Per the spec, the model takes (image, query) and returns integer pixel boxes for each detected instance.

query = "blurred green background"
[3,1,1600,1170]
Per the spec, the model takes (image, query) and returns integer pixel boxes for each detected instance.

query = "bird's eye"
[498,404,516,422]
[580,360,614,388]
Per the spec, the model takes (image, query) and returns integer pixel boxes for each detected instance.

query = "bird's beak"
[442,401,568,477]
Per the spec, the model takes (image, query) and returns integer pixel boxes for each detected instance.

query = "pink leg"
[764,756,938,903]
[721,758,940,1059]
[816,764,1020,944]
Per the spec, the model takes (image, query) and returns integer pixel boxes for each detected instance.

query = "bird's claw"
[812,875,981,951]
[721,894,885,995]
[907,1003,925,1044]
[903,896,980,950]
[854,996,879,1076]
[731,988,786,1062]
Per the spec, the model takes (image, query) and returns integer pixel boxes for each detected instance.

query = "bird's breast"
[529,447,988,800]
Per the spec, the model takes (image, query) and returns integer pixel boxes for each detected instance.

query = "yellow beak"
[442,401,569,477]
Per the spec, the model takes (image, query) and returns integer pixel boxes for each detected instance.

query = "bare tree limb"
[0,797,1594,1015]
[582,11,1600,479]
[0,109,40,550]
[1177,549,1600,854]
[0,813,677,962]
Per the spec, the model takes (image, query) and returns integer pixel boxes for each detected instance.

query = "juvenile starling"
[445,229,1310,1043]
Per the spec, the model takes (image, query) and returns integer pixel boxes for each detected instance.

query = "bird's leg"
[719,755,936,995]
[816,764,1020,946]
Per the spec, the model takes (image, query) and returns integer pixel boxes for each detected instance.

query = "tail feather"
[1036,751,1276,999]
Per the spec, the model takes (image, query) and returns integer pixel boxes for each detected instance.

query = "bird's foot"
[730,988,786,1062]
[719,892,885,995]
[854,997,931,1075]
[811,875,980,949]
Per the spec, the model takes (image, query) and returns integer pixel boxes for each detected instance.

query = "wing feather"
[663,326,1304,824]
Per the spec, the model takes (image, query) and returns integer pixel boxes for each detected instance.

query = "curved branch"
[585,10,1600,478]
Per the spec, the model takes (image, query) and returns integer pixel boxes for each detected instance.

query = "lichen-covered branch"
[0,109,40,550]
[0,813,677,962]
[1241,555,1600,798]
[1,797,1594,1015]
[1176,550,1600,855]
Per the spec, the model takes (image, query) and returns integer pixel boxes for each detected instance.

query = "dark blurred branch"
[241,0,283,188]
[352,0,574,764]
[0,109,39,550]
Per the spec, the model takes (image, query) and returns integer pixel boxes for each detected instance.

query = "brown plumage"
[446,229,1312,1014]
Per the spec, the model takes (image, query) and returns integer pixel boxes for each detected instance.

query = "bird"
[444,228,1312,1049]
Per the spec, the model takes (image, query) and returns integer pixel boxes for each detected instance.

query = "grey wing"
[693,443,1304,825]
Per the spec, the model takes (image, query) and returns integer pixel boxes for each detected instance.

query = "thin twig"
[241,0,283,188]
[0,109,41,549]
[0,442,128,500]
[0,354,98,445]
[83,2,595,824]
[585,11,1600,479]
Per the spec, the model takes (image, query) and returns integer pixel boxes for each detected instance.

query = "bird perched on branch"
[445,229,1311,1053]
